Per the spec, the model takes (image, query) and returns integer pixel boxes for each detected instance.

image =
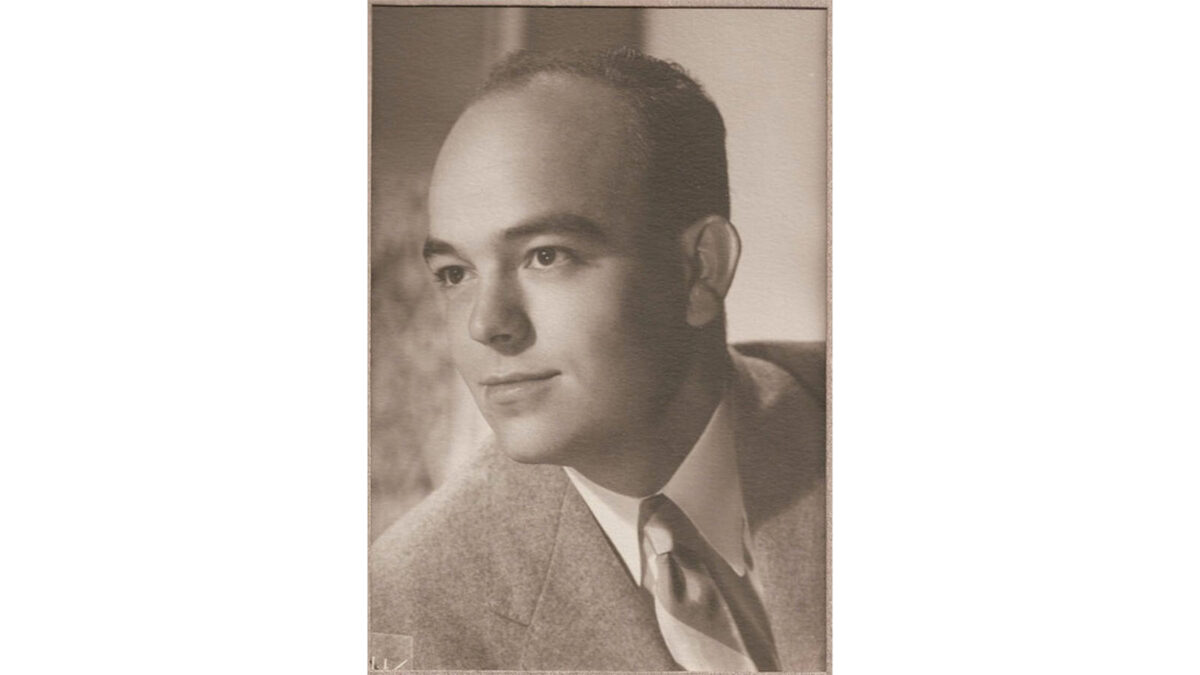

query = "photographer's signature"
[369,656,409,671]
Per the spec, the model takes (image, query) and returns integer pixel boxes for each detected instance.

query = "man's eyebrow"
[422,238,460,261]
[422,213,610,261]
[502,213,611,244]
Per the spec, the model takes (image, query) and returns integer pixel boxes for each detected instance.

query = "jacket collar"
[562,390,748,584]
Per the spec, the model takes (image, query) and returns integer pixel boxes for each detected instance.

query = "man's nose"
[467,275,532,353]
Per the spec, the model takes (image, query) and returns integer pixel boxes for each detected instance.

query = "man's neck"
[566,345,730,497]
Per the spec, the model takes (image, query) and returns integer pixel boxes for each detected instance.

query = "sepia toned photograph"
[11,2,1200,674]
[369,4,829,671]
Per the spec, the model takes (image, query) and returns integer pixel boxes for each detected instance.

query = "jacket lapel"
[480,453,675,670]
[518,483,677,670]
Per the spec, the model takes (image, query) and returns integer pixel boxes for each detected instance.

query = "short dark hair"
[476,47,730,240]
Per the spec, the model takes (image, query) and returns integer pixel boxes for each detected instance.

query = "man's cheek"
[441,303,477,376]
[441,295,474,342]
[529,286,614,332]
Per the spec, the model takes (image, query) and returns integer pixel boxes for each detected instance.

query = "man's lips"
[479,371,561,407]
[480,370,561,387]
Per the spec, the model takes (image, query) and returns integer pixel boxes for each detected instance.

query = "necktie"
[640,494,780,672]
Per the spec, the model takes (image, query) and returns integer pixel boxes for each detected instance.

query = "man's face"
[424,75,689,467]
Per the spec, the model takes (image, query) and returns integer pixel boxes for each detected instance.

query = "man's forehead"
[464,74,638,138]
[427,75,646,238]
[434,76,639,175]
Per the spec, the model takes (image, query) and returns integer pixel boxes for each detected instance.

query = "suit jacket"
[370,341,827,671]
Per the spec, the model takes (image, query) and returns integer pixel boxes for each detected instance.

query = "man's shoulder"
[729,339,826,457]
[370,447,563,667]
[731,340,825,407]
[369,452,494,616]
[371,447,539,583]
[729,340,827,524]
[729,341,827,669]
[369,445,567,628]
[373,452,487,557]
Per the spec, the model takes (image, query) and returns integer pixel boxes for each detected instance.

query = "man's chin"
[490,424,576,466]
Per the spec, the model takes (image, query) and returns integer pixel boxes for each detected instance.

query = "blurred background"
[370,6,828,541]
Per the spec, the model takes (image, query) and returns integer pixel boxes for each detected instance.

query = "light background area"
[644,9,827,344]
[370,7,828,540]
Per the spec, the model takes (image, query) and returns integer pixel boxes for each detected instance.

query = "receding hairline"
[473,69,634,105]
[463,71,648,152]
[432,72,653,207]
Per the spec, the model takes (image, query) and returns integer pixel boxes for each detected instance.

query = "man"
[370,48,826,672]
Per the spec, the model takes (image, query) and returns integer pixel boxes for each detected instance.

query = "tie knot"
[640,494,697,557]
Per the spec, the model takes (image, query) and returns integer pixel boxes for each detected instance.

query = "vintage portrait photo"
[369,4,830,671]
[12,2,1200,673]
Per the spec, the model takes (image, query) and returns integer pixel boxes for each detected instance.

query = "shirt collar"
[564,392,748,585]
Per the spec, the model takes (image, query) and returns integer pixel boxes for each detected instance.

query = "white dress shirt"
[564,393,757,588]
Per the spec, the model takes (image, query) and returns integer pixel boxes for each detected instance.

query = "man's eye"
[434,266,467,286]
[529,247,571,269]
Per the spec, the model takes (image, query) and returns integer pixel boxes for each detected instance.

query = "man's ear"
[679,215,741,328]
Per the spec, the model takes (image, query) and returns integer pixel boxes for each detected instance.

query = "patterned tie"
[640,494,780,672]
